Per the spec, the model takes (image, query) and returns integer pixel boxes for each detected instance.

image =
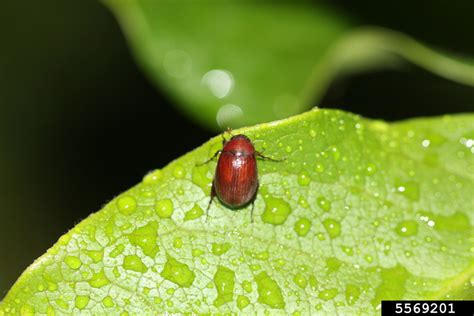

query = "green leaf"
[104,0,474,129]
[1,109,472,314]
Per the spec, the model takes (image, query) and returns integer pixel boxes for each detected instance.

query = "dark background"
[0,0,473,297]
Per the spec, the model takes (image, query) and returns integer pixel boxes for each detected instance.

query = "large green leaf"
[104,0,474,129]
[1,109,472,314]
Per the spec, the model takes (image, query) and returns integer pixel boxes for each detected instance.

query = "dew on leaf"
[293,272,307,289]
[298,196,309,208]
[154,199,174,218]
[345,284,361,305]
[86,250,103,263]
[173,237,183,248]
[75,296,90,310]
[19,304,34,316]
[309,129,317,137]
[372,265,409,307]
[317,196,331,212]
[184,204,204,221]
[88,270,110,288]
[142,169,163,184]
[342,246,353,256]
[109,244,125,258]
[294,218,311,237]
[315,163,325,173]
[213,265,235,307]
[318,288,338,300]
[102,296,114,308]
[255,272,285,309]
[395,220,418,237]
[172,165,185,179]
[192,166,211,193]
[395,180,420,201]
[297,171,311,186]
[117,195,137,216]
[366,163,377,175]
[242,280,253,293]
[323,218,341,238]
[326,257,342,272]
[237,295,250,310]
[123,255,147,273]
[161,255,195,287]
[55,298,68,309]
[64,256,82,270]
[261,197,291,225]
[211,242,232,256]
[309,275,318,291]
[128,222,159,257]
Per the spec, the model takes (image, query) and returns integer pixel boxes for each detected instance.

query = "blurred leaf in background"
[105,0,474,129]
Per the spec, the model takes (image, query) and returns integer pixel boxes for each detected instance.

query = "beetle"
[199,131,281,222]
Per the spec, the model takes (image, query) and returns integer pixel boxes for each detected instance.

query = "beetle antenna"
[255,151,285,162]
[196,150,222,166]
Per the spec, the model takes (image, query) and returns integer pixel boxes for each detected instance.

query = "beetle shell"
[214,135,258,208]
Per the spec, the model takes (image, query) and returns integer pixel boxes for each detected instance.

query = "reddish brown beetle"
[200,132,281,222]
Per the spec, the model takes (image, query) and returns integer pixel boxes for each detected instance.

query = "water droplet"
[310,129,317,137]
[173,237,183,249]
[123,255,147,273]
[192,166,211,193]
[154,199,174,218]
[142,169,163,184]
[326,257,341,272]
[395,220,418,237]
[184,204,204,221]
[366,163,377,175]
[19,304,35,316]
[89,270,110,288]
[317,196,331,212]
[345,284,361,305]
[64,256,82,270]
[330,146,340,161]
[75,296,89,310]
[342,246,353,256]
[395,180,420,201]
[323,218,341,238]
[318,288,338,300]
[117,196,137,215]
[372,265,409,307]
[297,171,311,186]
[294,218,311,237]
[55,299,68,309]
[315,163,325,173]
[102,296,114,308]
[237,295,250,310]
[109,244,125,258]
[255,272,285,309]
[293,272,307,289]
[128,222,159,257]
[172,165,185,179]
[242,280,253,293]
[285,146,292,153]
[86,250,103,263]
[262,197,291,225]
[211,242,232,256]
[213,265,235,307]
[161,255,195,287]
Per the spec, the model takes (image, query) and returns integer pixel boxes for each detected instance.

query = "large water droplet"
[318,288,338,300]
[154,199,174,218]
[184,204,204,221]
[123,255,147,273]
[64,256,82,270]
[89,270,110,288]
[371,265,409,307]
[142,169,163,184]
[237,295,250,310]
[315,163,325,173]
[294,218,311,237]
[213,265,235,307]
[128,222,159,257]
[255,272,285,309]
[211,242,232,256]
[102,296,114,308]
[317,196,331,212]
[293,272,307,289]
[109,244,125,258]
[242,280,253,293]
[192,166,211,193]
[161,255,195,287]
[75,296,90,310]
[395,220,418,237]
[297,171,311,186]
[262,197,291,225]
[323,218,341,238]
[345,284,361,305]
[86,250,103,263]
[117,196,137,215]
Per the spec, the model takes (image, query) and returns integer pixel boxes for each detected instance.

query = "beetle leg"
[250,200,255,223]
[197,150,222,166]
[255,151,285,162]
[206,184,216,222]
